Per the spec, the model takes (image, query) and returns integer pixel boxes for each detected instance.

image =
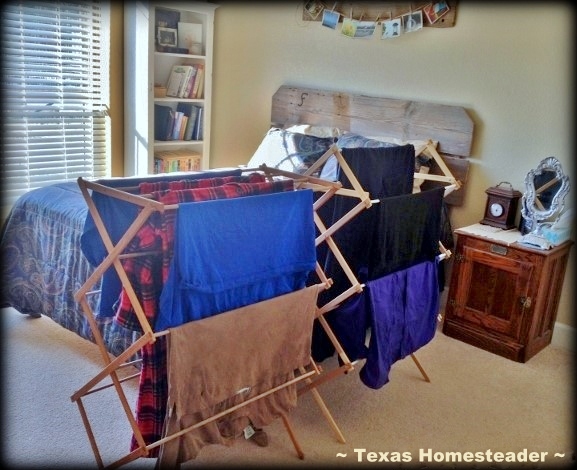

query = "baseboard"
[551,322,575,351]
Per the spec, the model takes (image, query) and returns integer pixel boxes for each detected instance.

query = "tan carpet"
[2,306,574,469]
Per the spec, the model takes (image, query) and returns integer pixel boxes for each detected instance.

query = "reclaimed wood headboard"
[271,85,474,205]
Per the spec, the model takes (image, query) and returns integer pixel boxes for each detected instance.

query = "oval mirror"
[520,156,570,233]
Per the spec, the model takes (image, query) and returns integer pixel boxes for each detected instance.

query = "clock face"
[490,202,504,217]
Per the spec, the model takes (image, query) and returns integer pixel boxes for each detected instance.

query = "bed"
[1,85,474,359]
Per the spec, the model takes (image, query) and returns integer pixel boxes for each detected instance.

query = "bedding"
[0,169,242,357]
[245,127,336,176]
[0,182,140,356]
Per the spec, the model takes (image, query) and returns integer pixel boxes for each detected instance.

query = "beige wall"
[113,3,574,329]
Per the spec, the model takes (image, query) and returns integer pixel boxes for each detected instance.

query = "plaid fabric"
[138,172,265,194]
[125,177,295,454]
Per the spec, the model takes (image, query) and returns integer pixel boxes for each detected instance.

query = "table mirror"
[519,156,570,247]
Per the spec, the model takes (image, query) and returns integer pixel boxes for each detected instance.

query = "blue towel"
[156,189,316,330]
[79,169,242,317]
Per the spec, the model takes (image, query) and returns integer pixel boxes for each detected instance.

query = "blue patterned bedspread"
[1,182,140,356]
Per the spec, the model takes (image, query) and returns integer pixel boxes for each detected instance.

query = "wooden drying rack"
[70,144,455,467]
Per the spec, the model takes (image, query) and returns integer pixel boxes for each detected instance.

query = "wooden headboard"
[271,85,474,205]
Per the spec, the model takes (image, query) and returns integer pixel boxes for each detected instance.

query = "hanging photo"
[304,0,325,20]
[341,18,358,38]
[401,11,423,33]
[322,9,340,29]
[381,19,402,39]
[341,18,376,38]
[423,2,450,24]
[354,21,377,38]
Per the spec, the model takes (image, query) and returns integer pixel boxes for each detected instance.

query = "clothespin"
[438,241,452,260]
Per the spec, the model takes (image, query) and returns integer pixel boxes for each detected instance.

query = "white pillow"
[285,124,343,139]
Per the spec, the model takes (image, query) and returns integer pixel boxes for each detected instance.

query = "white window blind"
[1,1,110,207]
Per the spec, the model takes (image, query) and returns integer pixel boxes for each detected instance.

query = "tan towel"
[159,285,319,465]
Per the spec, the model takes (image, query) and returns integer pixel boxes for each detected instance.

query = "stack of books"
[165,63,205,99]
[154,148,201,174]
[154,103,203,142]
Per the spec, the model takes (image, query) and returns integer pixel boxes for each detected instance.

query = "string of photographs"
[306,1,451,39]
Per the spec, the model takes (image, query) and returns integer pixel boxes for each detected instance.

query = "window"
[1,1,110,208]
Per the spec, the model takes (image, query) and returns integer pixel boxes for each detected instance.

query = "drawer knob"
[520,296,532,308]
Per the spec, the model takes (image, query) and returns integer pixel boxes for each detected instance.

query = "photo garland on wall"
[310,1,451,40]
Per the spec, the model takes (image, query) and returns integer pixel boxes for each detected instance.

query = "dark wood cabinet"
[442,226,572,362]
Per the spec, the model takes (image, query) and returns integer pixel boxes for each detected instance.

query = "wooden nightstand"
[442,224,572,362]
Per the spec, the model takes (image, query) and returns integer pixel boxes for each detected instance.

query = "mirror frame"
[521,156,570,232]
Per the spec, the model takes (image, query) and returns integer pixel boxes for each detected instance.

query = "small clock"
[480,182,522,229]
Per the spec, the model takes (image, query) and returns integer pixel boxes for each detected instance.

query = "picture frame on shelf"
[178,22,203,55]
[158,27,178,47]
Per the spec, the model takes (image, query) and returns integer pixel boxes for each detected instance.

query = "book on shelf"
[181,64,198,98]
[195,64,205,99]
[176,102,201,141]
[171,111,184,140]
[190,63,204,99]
[192,106,204,141]
[166,65,195,98]
[154,104,174,141]
[154,148,201,173]
[178,116,188,141]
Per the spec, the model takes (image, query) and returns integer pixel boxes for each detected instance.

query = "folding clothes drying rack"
[70,147,380,468]
[71,144,454,468]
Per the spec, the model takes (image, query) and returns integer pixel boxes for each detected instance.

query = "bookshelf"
[124,1,218,175]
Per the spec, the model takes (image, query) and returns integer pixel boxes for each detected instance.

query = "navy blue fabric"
[324,291,369,363]
[156,190,317,330]
[79,169,242,317]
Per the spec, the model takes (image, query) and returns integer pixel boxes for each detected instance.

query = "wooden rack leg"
[299,366,346,444]
[75,397,104,469]
[310,387,346,444]
[410,353,431,382]
[281,414,304,460]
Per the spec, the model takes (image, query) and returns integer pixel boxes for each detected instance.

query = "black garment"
[368,186,445,280]
[312,145,415,361]
[319,145,416,304]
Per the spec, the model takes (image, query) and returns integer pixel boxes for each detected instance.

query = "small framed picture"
[401,11,423,33]
[304,0,325,20]
[381,19,402,38]
[322,9,340,29]
[157,27,178,47]
[423,2,450,25]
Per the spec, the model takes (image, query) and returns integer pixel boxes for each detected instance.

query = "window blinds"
[1,1,110,207]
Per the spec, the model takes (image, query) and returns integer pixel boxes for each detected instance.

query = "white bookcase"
[124,1,218,175]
